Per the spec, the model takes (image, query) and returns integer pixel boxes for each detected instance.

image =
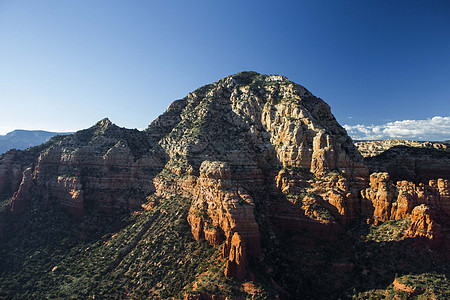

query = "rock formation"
[0,149,34,196]
[361,173,450,225]
[0,71,449,298]
[223,232,248,280]
[147,72,368,277]
[364,146,450,182]
[1,118,168,225]
[0,72,371,281]
[406,204,443,243]
[9,167,33,214]
[355,139,449,158]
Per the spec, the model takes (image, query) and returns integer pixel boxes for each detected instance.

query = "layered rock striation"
[361,173,450,224]
[2,118,168,222]
[364,146,450,182]
[146,72,369,277]
[0,72,372,278]
[3,71,449,283]
[355,139,449,158]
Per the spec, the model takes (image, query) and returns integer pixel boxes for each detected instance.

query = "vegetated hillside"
[0,72,449,299]
[0,130,72,155]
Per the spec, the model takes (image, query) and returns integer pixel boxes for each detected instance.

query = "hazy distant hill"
[0,130,72,154]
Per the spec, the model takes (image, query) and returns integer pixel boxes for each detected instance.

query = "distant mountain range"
[0,130,72,154]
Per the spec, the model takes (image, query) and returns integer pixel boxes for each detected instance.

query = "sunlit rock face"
[0,72,372,276]
[143,72,369,277]
[2,118,168,223]
[2,71,450,300]
[361,173,450,230]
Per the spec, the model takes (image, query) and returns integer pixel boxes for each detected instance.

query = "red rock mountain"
[0,72,449,299]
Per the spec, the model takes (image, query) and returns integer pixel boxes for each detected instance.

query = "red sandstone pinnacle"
[223,232,247,280]
[361,173,450,224]
[360,173,396,223]
[185,161,262,255]
[406,204,445,246]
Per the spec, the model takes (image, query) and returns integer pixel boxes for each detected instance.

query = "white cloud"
[344,116,450,141]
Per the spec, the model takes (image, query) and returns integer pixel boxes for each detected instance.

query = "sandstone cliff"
[361,173,450,223]
[1,118,168,225]
[0,72,369,280]
[1,72,449,299]
[147,72,368,278]
[355,139,449,158]
[364,146,450,182]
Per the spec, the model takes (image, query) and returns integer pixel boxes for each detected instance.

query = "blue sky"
[0,0,449,140]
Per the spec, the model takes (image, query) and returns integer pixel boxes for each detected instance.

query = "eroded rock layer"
[2,118,168,224]
[355,139,449,158]
[146,72,369,277]
[361,173,450,224]
[0,72,372,279]
[3,71,449,286]
[364,146,450,182]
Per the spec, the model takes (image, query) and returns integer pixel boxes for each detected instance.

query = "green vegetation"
[303,199,335,221]
[365,218,411,242]
[355,273,450,299]
[0,192,270,299]
[0,195,222,299]
[231,71,262,87]
[0,193,11,211]
[285,192,335,221]
[0,191,275,299]
[282,165,312,174]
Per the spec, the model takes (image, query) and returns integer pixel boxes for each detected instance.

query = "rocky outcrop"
[355,139,449,158]
[365,146,450,182]
[0,150,32,196]
[0,72,370,281]
[41,176,85,218]
[9,167,33,214]
[2,118,168,222]
[404,203,450,250]
[102,72,367,282]
[223,232,247,280]
[361,173,397,224]
[362,173,450,225]
[148,72,369,277]
[406,204,444,244]
[185,161,261,257]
